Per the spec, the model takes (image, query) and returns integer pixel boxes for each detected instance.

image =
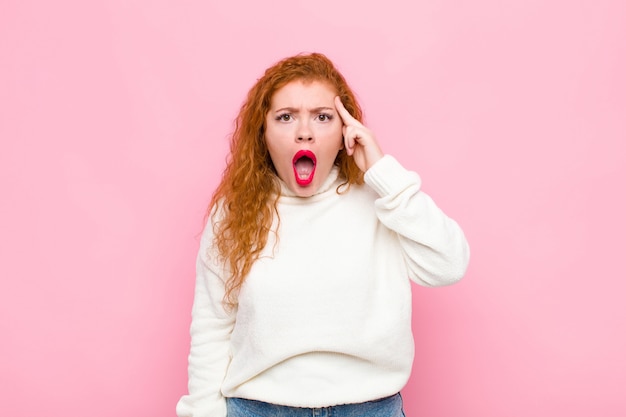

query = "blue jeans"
[226,393,406,417]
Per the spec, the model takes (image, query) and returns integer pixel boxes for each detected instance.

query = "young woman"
[176,53,470,417]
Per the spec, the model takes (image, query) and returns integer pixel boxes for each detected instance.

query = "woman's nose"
[296,121,314,142]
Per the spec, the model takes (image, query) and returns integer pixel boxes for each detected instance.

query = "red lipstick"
[292,150,317,186]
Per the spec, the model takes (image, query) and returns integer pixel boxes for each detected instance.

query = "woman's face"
[265,79,344,197]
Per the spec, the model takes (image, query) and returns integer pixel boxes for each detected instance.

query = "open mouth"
[292,150,317,186]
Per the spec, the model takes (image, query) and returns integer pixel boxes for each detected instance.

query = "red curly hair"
[209,52,364,308]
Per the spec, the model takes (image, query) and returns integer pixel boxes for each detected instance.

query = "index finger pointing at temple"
[334,96,361,127]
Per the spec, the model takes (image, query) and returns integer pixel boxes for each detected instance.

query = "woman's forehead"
[270,80,337,107]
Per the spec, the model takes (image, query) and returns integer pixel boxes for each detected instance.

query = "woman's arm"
[176,228,236,417]
[365,155,470,287]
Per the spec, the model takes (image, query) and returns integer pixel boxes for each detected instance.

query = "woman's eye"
[277,114,292,122]
[317,113,333,122]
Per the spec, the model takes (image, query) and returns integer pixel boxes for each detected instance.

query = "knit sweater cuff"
[364,155,422,197]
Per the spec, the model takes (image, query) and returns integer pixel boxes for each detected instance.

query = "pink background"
[1,0,625,416]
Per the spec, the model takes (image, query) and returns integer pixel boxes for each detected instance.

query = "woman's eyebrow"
[310,106,335,112]
[274,107,299,113]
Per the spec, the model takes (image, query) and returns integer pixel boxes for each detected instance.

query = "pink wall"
[1,0,624,415]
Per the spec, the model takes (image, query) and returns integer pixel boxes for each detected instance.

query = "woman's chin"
[284,177,318,197]
[291,183,317,197]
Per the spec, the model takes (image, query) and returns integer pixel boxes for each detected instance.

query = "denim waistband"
[226,393,405,417]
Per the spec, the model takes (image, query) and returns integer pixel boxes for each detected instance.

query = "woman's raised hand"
[335,96,383,172]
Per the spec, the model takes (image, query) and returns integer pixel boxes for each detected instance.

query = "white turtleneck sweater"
[176,155,470,417]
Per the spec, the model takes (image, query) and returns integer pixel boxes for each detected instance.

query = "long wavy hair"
[209,52,364,308]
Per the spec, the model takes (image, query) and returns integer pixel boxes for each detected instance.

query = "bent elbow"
[411,240,470,287]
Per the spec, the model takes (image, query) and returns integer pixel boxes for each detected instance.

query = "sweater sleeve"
[364,155,470,287]
[176,225,236,417]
